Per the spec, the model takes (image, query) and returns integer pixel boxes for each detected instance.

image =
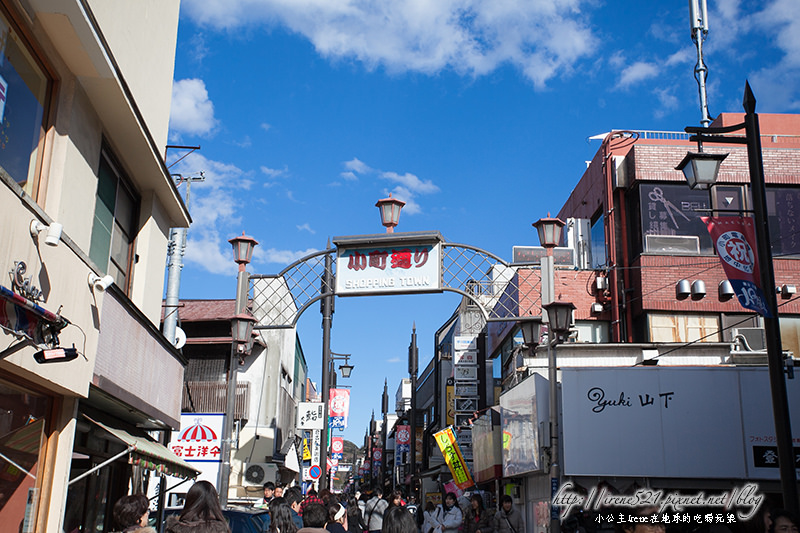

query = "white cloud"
[261,165,288,178]
[616,62,660,89]
[340,171,358,181]
[344,157,372,174]
[184,233,235,275]
[665,47,693,67]
[381,171,440,194]
[169,78,218,137]
[297,223,316,234]
[386,357,401,363]
[261,123,272,132]
[253,247,320,265]
[181,0,598,88]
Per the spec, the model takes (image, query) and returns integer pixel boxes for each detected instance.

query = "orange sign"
[434,427,474,490]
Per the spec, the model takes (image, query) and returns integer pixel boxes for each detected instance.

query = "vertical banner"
[395,425,411,459]
[329,389,351,429]
[434,427,474,490]
[703,217,771,317]
[331,436,344,460]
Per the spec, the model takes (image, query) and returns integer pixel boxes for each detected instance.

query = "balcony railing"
[182,381,250,420]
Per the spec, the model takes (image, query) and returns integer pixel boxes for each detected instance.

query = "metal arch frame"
[247,240,541,329]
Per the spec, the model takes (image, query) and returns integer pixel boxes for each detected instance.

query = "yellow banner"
[434,427,474,490]
[303,438,311,461]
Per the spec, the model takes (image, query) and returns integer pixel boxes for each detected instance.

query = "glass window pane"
[89,158,117,270]
[639,184,712,253]
[766,187,800,257]
[0,379,50,529]
[0,11,48,196]
[590,213,606,268]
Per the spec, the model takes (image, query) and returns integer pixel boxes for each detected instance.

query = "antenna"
[690,0,711,127]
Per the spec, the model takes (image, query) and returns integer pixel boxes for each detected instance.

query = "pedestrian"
[302,489,325,516]
[421,502,438,533]
[381,505,417,533]
[261,482,276,507]
[463,494,493,533]
[387,491,404,509]
[165,480,230,533]
[770,510,799,533]
[346,495,364,533]
[299,503,330,533]
[275,485,285,498]
[327,502,348,533]
[363,487,389,533]
[268,497,298,533]
[285,487,307,530]
[432,493,462,533]
[111,493,155,533]
[492,495,522,533]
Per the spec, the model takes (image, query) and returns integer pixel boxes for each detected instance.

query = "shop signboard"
[170,414,223,463]
[455,398,478,412]
[455,382,478,397]
[454,335,478,351]
[455,366,478,380]
[298,402,325,430]
[454,350,477,365]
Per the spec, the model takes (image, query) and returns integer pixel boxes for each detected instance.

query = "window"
[0,378,51,529]
[639,183,712,254]
[89,146,139,292]
[0,6,50,197]
[767,187,800,258]
[590,210,607,268]
[648,313,720,343]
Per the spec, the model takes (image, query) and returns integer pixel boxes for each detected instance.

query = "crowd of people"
[110,481,800,533]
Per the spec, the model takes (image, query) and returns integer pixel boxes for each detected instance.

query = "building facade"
[0,1,190,531]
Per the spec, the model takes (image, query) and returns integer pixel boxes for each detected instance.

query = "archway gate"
[245,231,542,489]
[249,231,541,327]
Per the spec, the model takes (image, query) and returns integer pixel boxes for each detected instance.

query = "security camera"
[30,219,63,247]
[88,273,115,292]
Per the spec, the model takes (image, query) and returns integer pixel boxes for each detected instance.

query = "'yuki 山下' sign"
[334,233,443,296]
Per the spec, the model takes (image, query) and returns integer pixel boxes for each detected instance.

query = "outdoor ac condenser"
[243,462,277,486]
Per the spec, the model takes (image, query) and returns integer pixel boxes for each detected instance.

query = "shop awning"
[84,416,199,480]
[0,284,68,345]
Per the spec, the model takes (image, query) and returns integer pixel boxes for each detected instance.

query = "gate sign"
[334,235,443,296]
[703,217,770,317]
[329,389,350,429]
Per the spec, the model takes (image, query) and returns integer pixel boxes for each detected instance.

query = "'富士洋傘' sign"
[434,427,474,490]
[336,241,442,296]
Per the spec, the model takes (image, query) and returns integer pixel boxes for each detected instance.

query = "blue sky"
[166,0,800,444]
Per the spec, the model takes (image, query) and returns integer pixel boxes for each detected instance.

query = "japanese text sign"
[298,402,325,430]
[434,427,474,490]
[336,241,441,295]
[170,414,223,463]
[396,425,411,454]
[703,217,770,317]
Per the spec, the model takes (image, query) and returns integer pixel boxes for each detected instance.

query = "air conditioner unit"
[243,462,277,487]
[645,234,700,254]
[733,327,767,352]
[567,218,591,270]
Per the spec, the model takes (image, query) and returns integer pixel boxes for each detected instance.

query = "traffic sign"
[308,464,322,480]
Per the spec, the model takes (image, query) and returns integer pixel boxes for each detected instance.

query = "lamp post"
[376,194,406,233]
[381,379,389,491]
[677,82,798,514]
[542,301,574,533]
[534,215,567,533]
[329,352,354,389]
[219,232,258,506]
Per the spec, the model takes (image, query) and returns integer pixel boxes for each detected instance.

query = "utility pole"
[408,324,418,500]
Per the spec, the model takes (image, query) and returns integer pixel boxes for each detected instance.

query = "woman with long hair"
[346,495,364,533]
[165,481,230,533]
[464,493,492,533]
[386,491,404,509]
[381,506,417,533]
[269,498,299,533]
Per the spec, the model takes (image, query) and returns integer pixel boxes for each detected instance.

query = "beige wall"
[86,0,181,151]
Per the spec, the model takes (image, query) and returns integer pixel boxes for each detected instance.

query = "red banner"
[329,388,350,429]
[703,217,770,317]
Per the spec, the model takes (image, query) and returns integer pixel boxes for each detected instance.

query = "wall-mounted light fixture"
[780,284,797,300]
[30,219,63,247]
[88,273,114,292]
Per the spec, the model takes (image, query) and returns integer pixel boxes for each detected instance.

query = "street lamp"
[518,316,543,353]
[678,82,798,514]
[376,194,406,233]
[533,215,566,250]
[543,301,575,341]
[675,151,728,190]
[219,232,258,506]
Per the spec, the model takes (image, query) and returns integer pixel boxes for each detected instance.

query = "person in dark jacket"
[492,495,522,533]
[463,494,493,533]
[165,481,230,533]
[326,503,348,533]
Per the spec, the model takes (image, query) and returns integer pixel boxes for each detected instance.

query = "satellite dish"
[174,327,187,349]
